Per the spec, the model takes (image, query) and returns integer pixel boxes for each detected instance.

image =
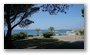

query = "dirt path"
[51,35,84,42]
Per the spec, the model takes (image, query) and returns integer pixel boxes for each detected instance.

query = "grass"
[27,36,44,39]
[13,36,84,49]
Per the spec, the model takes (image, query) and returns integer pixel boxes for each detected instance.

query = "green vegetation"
[10,31,84,49]
[27,35,34,37]
[12,32,27,41]
[35,28,40,36]
[48,27,55,32]
[79,29,84,35]
[75,32,79,35]
[13,38,84,49]
[59,34,62,36]
[81,8,84,17]
[43,32,54,38]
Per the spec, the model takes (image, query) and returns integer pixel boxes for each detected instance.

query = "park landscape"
[4,4,84,49]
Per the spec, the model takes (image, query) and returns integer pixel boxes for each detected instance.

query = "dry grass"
[27,36,44,39]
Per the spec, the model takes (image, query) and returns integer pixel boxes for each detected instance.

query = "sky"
[8,4,84,30]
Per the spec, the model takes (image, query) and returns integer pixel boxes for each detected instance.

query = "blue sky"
[13,4,84,30]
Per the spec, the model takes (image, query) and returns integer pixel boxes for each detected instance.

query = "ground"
[51,35,84,42]
[13,35,84,49]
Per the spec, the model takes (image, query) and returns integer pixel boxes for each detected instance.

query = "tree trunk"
[4,5,15,49]
[4,29,13,49]
[4,26,15,49]
[37,32,39,36]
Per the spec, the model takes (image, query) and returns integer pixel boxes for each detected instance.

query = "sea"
[4,30,72,35]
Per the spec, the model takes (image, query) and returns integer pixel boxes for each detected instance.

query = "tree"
[48,27,55,32]
[4,4,40,49]
[81,8,84,17]
[79,29,84,35]
[41,4,71,15]
[4,4,71,49]
[35,28,40,36]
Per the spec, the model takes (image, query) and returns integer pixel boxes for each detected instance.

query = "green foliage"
[27,34,34,37]
[48,27,54,32]
[35,34,39,36]
[75,32,79,35]
[4,4,40,29]
[59,34,62,36]
[41,4,71,15]
[79,29,84,35]
[13,38,84,49]
[43,32,54,38]
[12,32,27,41]
[35,28,40,35]
[81,8,84,17]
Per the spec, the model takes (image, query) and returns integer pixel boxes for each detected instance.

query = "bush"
[18,32,27,39]
[79,29,84,35]
[75,32,79,35]
[59,34,62,36]
[27,35,34,37]
[12,32,27,41]
[12,33,18,41]
[36,34,39,36]
[43,32,54,38]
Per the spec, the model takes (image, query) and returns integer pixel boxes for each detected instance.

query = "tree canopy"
[35,28,40,35]
[41,4,71,15]
[4,4,40,29]
[48,27,55,32]
[81,8,84,17]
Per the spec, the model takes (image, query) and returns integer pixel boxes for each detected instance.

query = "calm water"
[4,30,72,35]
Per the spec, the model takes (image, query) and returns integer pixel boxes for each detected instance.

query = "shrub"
[12,32,27,41]
[43,32,54,38]
[35,34,39,36]
[12,33,18,41]
[17,32,27,39]
[79,29,84,35]
[27,35,34,37]
[75,32,79,35]
[59,34,62,36]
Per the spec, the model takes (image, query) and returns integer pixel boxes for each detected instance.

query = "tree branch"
[10,12,19,23]
[11,12,27,30]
